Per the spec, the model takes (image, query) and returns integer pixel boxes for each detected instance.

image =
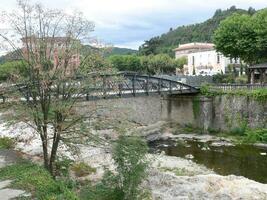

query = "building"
[174,43,214,59]
[248,63,267,84]
[21,37,80,74]
[174,43,241,76]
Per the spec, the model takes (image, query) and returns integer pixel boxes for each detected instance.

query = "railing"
[211,84,267,91]
[0,72,200,102]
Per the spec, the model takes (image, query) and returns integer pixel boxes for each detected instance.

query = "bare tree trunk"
[42,138,50,170]
[49,132,60,177]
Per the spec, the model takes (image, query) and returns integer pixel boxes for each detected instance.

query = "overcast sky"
[1,0,267,50]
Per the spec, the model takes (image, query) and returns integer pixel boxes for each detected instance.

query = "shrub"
[113,135,149,200]
[79,135,149,200]
[0,137,15,149]
[243,129,267,143]
[71,162,96,177]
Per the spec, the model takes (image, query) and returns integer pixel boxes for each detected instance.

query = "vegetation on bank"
[0,135,149,200]
[80,135,149,200]
[0,137,15,149]
[200,85,267,102]
[0,161,78,199]
[182,123,267,144]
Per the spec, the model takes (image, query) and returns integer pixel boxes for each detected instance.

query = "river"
[149,139,267,183]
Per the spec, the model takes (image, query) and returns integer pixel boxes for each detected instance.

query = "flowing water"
[149,139,267,183]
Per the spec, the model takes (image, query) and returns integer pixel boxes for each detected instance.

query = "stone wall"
[76,94,267,131]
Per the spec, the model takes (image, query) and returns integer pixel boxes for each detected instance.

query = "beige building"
[174,43,214,59]
[174,43,240,76]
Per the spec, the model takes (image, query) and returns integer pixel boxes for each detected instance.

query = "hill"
[0,46,137,63]
[139,6,256,56]
[104,47,137,57]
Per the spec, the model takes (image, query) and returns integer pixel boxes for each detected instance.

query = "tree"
[108,55,142,72]
[214,9,267,65]
[213,13,257,64]
[0,0,97,176]
[0,61,27,81]
[139,37,162,56]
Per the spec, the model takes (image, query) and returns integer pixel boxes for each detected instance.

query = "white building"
[174,43,240,76]
[174,43,214,59]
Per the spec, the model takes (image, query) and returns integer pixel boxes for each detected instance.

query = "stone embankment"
[1,117,267,200]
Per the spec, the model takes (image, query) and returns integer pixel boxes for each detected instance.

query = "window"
[234,58,238,64]
[217,54,220,64]
[192,56,195,66]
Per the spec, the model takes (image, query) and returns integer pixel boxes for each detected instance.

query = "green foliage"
[0,61,28,82]
[214,8,267,64]
[113,135,149,200]
[139,7,250,55]
[230,126,247,136]
[55,157,74,177]
[242,129,267,143]
[104,47,137,57]
[80,52,113,75]
[108,54,178,75]
[0,161,78,199]
[212,73,235,84]
[200,85,267,102]
[79,171,124,200]
[0,137,15,149]
[108,55,141,72]
[71,162,96,177]
[79,135,149,200]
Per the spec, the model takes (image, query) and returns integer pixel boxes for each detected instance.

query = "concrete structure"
[174,43,241,76]
[248,63,267,84]
[78,94,267,130]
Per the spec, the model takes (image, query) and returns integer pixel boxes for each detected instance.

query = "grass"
[71,162,96,177]
[0,137,15,149]
[0,161,78,199]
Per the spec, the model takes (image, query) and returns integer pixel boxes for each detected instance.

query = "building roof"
[174,43,214,52]
[248,63,267,69]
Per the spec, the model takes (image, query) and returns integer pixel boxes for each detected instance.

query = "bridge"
[0,71,199,102]
[81,71,199,100]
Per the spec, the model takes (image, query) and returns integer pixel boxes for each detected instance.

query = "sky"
[0,0,267,51]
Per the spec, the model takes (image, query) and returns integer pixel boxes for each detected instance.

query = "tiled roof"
[174,43,214,51]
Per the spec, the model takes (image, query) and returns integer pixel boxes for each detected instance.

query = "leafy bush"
[71,162,96,177]
[79,135,149,200]
[0,61,28,82]
[0,137,15,149]
[0,161,78,199]
[230,127,246,136]
[113,135,149,200]
[243,129,267,143]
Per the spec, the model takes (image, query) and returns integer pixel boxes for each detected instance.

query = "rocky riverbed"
[1,118,267,200]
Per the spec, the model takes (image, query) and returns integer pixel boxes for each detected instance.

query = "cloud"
[1,0,267,50]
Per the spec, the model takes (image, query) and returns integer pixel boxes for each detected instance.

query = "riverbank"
[0,117,267,199]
